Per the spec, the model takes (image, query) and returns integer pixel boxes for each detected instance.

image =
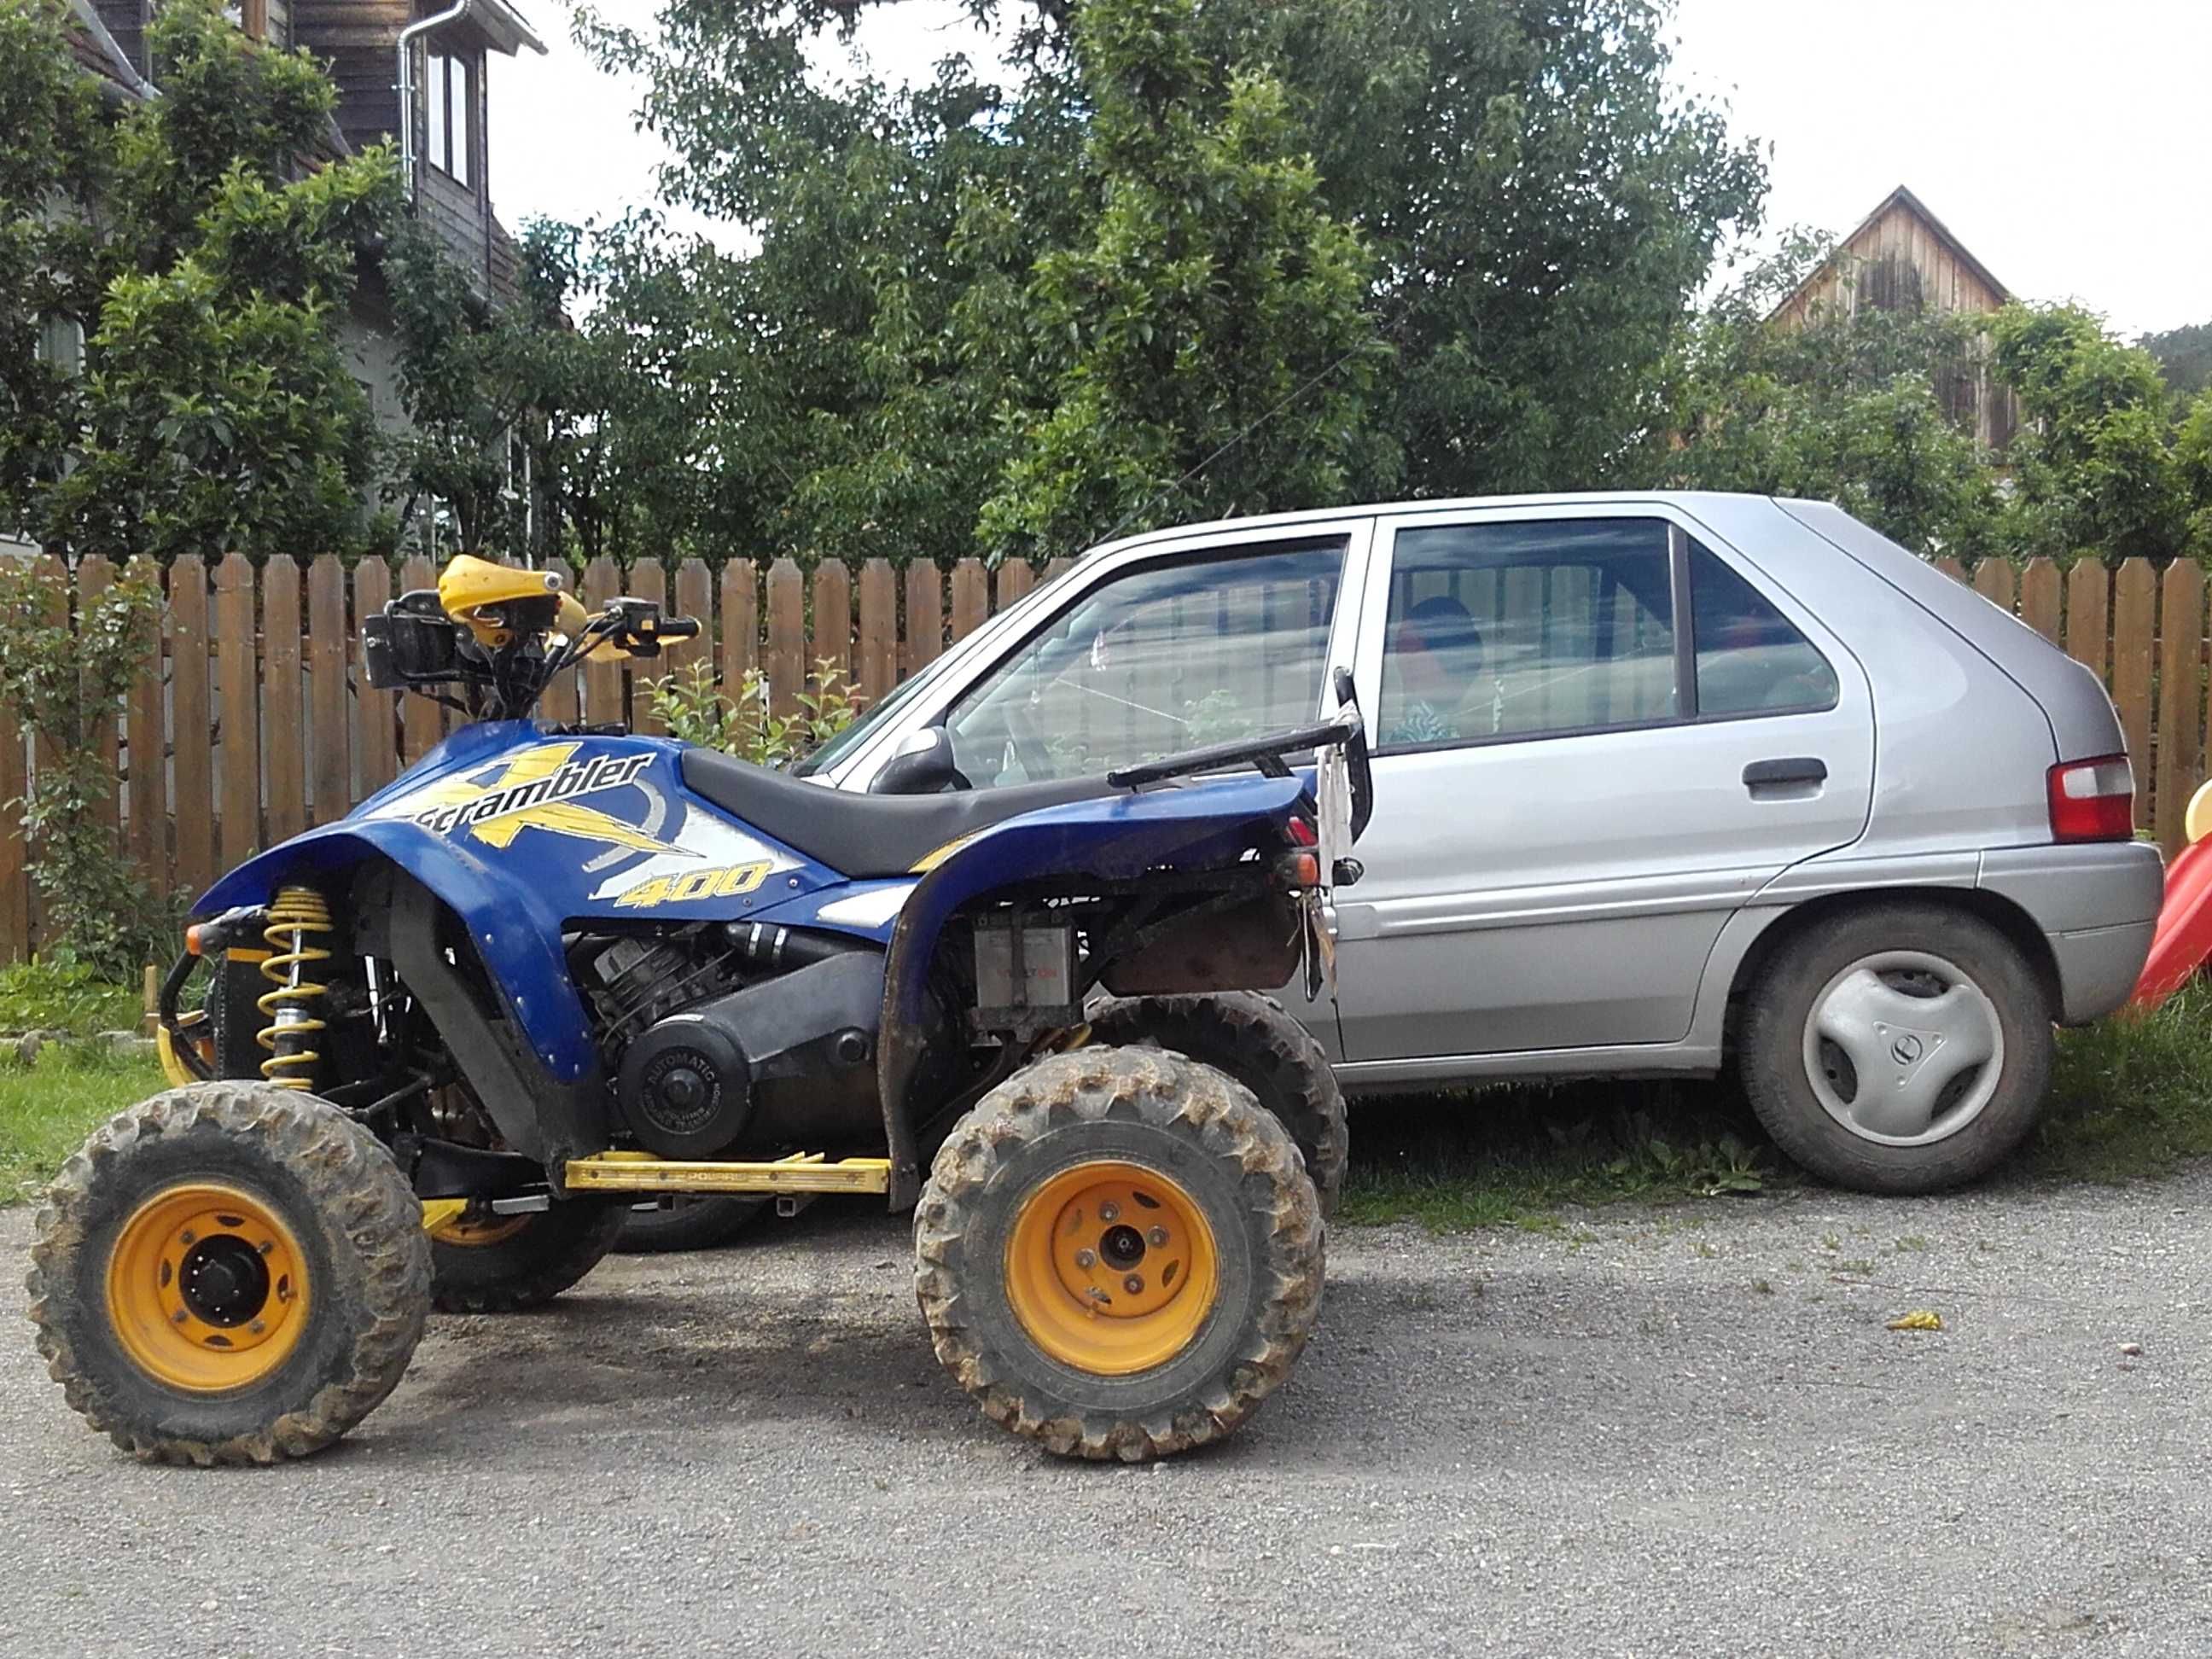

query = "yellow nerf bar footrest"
[563,1150,892,1196]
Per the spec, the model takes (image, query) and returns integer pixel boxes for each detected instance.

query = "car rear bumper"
[1978,841,2164,1024]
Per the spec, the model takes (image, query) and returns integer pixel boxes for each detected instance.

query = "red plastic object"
[2131,837,2212,1010]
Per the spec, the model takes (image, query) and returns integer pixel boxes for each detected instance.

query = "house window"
[37,315,84,378]
[426,49,475,189]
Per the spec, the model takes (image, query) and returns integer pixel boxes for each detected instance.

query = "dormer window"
[425,48,475,189]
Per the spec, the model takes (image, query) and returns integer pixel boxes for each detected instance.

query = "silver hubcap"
[1800,949,2004,1146]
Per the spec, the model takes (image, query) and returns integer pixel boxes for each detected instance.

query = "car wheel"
[1739,903,2053,1194]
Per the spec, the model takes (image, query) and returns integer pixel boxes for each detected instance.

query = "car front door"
[1331,504,1875,1071]
[841,519,1372,1053]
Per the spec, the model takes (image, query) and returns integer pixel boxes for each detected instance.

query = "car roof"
[1077,491,1803,563]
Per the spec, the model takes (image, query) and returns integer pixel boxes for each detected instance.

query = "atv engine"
[576,924,885,1160]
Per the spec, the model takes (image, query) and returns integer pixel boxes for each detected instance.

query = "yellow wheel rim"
[1004,1160,1219,1377]
[428,1210,531,1249]
[104,1184,309,1394]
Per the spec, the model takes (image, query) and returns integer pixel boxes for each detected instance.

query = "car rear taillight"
[2046,755,2135,843]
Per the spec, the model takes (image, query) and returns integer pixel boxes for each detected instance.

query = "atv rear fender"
[874,772,1313,1208]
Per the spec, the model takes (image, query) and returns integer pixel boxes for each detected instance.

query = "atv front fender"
[194,818,596,1084]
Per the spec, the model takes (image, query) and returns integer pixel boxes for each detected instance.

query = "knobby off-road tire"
[430,1196,628,1313]
[915,1045,1324,1462]
[27,1082,430,1466]
[1739,902,2054,1195]
[1086,991,1349,1216]
[614,1194,769,1254]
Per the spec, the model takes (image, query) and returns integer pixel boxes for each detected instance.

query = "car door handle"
[1743,756,1827,789]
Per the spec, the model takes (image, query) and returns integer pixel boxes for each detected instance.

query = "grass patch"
[0,1044,166,1203]
[1342,987,2212,1232]
[1339,1077,1778,1231]
[2026,981,2212,1181]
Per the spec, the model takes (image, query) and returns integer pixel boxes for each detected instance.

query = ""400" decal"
[613,861,773,910]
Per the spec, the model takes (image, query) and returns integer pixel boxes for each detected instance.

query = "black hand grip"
[1743,756,1827,788]
[655,616,701,640]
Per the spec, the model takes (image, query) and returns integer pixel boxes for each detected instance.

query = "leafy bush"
[0,951,143,1036]
[646,658,862,766]
[0,558,171,973]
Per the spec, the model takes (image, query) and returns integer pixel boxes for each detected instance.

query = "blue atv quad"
[28,559,1369,1464]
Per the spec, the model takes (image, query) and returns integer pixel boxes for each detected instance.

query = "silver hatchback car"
[799,492,2164,1193]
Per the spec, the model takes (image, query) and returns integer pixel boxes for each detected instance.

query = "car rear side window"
[1688,542,1838,717]
[1377,518,1676,750]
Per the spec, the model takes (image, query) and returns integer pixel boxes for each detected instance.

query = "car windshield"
[789,648,963,777]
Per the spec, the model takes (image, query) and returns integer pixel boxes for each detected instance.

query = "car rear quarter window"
[1687,541,1838,716]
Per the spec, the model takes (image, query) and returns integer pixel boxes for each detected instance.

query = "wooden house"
[1767,184,2017,450]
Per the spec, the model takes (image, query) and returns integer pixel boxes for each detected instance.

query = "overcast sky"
[488,0,2211,339]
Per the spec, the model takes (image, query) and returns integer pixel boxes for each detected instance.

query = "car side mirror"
[870,725,967,795]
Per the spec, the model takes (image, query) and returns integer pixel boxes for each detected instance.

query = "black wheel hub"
[1099,1224,1146,1270]
[179,1235,271,1327]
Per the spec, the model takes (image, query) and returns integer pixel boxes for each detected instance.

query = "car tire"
[1739,902,2053,1194]
[1084,991,1348,1217]
[614,1195,770,1254]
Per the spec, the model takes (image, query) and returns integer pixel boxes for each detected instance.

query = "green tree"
[1992,304,2193,562]
[2143,321,2212,405]
[976,0,1390,559]
[0,0,396,562]
[1655,235,2001,556]
[582,0,1762,563]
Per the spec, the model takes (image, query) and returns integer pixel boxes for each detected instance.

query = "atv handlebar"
[361,573,702,723]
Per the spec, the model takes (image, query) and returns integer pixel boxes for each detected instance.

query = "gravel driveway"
[8,1167,2212,1659]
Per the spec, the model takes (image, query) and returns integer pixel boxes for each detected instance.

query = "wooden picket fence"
[0,549,2197,964]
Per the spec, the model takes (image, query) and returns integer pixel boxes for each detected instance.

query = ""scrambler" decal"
[389,744,688,858]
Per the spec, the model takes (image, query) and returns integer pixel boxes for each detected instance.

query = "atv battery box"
[972,916,1080,1030]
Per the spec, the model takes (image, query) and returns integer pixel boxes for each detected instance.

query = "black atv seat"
[679,748,1115,879]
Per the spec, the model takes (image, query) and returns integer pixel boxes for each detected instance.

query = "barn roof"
[1767,184,2011,323]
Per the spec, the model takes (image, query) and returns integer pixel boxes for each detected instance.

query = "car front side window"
[945,540,1347,789]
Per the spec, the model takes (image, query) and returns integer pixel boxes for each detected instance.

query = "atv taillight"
[1284,816,1317,847]
[2047,755,2135,843]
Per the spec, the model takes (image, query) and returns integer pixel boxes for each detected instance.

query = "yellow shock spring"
[257,886,333,1091]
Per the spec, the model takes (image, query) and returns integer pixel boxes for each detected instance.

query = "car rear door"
[1331,502,1876,1069]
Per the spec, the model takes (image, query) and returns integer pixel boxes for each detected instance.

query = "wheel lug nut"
[1148,1226,1168,1247]
[1123,1274,1144,1294]
[172,1309,189,1324]
[1097,1202,1120,1223]
[179,1230,196,1245]
[248,1320,265,1335]
[1074,1249,1097,1269]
